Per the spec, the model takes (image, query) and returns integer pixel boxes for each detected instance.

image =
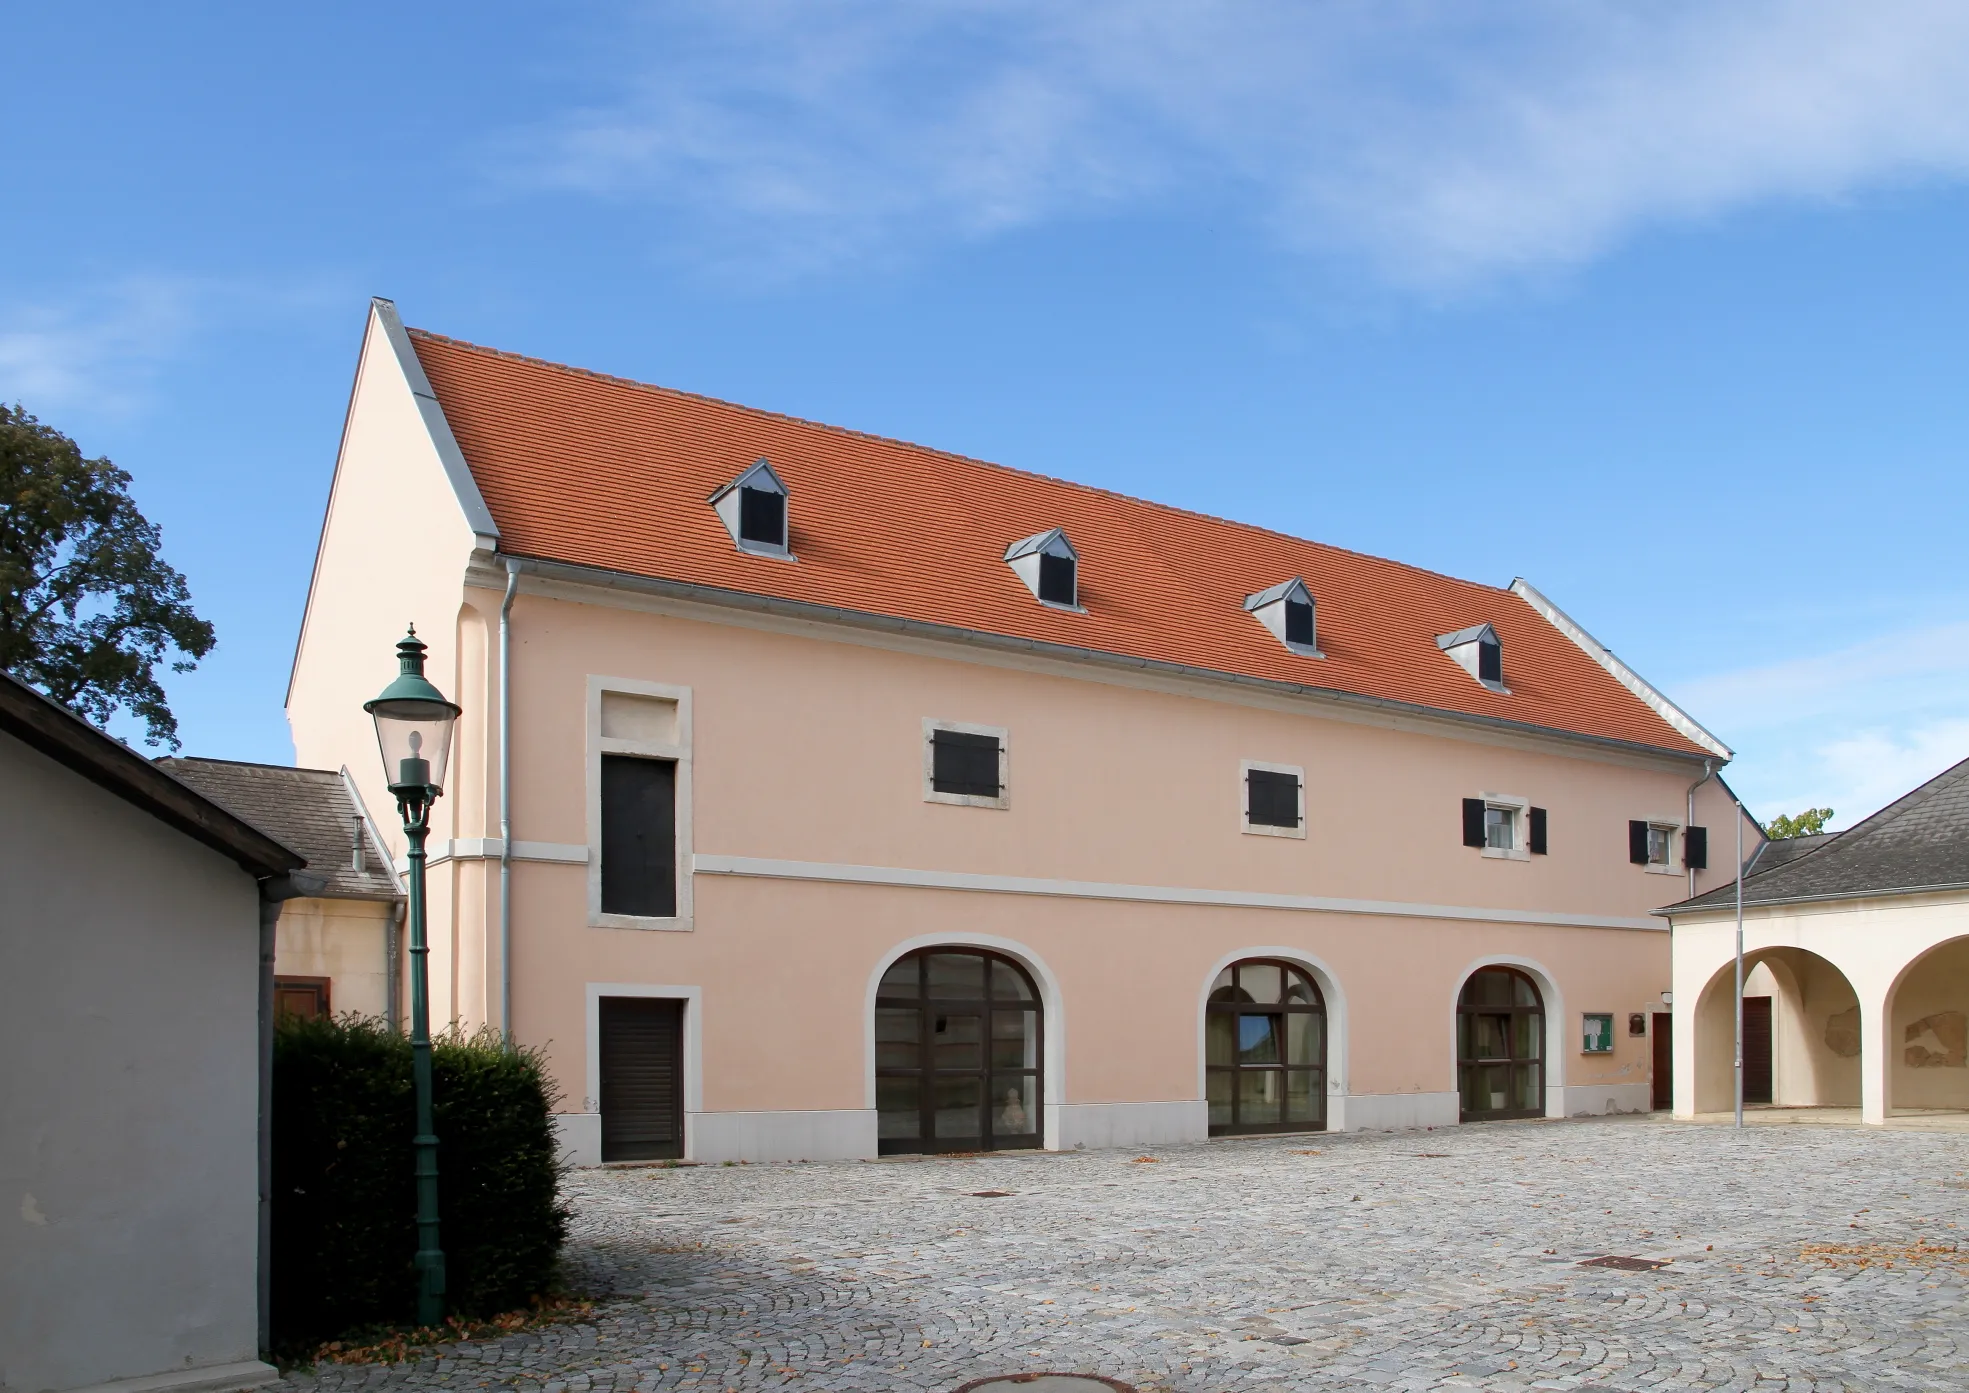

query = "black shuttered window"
[932,729,1001,798]
[601,754,678,916]
[1528,806,1548,855]
[1462,797,1487,848]
[1628,819,1651,865]
[1684,825,1708,870]
[1247,769,1301,828]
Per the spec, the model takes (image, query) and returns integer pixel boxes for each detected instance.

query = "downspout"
[499,558,520,1046]
[256,870,324,1358]
[1686,758,1715,898]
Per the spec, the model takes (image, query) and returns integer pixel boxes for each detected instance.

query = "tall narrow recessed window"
[709,458,792,557]
[1003,529,1081,610]
[600,754,677,917]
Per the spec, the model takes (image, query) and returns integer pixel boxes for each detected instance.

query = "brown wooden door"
[1743,995,1774,1106]
[1651,1013,1673,1109]
[275,977,331,1021]
[600,997,684,1161]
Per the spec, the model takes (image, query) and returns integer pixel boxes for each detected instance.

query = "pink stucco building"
[288,299,1755,1164]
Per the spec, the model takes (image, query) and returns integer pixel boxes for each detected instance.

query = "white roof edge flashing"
[369,297,501,542]
[1510,577,1732,760]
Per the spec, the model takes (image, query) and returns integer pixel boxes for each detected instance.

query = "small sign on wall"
[1581,1012,1614,1054]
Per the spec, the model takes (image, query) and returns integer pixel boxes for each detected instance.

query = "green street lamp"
[365,626,461,1329]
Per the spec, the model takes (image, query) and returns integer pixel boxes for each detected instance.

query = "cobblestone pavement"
[288,1117,1969,1392]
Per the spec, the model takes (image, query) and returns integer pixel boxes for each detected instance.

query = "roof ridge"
[405,328,1518,601]
[157,755,339,778]
[1821,754,1969,845]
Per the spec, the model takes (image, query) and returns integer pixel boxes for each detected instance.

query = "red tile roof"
[410,329,1710,757]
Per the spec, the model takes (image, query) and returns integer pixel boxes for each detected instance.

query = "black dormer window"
[1038,552,1076,606]
[738,486,785,548]
[1284,598,1315,647]
[711,458,792,557]
[1478,637,1502,684]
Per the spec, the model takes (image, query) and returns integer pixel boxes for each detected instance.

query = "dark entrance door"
[874,949,1042,1155]
[1742,995,1774,1106]
[599,996,684,1161]
[1458,967,1545,1121]
[1651,1013,1673,1110]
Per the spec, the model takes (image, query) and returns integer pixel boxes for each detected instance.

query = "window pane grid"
[875,949,1043,1155]
[1207,959,1326,1136]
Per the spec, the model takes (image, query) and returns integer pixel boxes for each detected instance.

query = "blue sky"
[6,2,1969,828]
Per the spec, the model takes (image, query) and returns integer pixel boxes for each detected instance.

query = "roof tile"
[409,330,1709,756]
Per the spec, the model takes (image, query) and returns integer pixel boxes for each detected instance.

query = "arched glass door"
[1458,967,1544,1121]
[874,949,1042,1155]
[1206,959,1326,1135]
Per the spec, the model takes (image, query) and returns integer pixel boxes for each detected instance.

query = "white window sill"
[591,912,694,932]
[1482,846,1531,862]
[1036,598,1086,614]
[926,789,1010,810]
[1643,863,1680,875]
[1243,821,1307,840]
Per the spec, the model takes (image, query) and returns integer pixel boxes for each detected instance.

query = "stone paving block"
[282,1118,1969,1392]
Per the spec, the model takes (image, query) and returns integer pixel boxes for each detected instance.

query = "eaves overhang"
[0,672,304,880]
[1654,881,1969,918]
[482,551,1719,768]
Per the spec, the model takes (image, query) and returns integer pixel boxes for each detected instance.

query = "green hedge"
[271,1016,569,1346]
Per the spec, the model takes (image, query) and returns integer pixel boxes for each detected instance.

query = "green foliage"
[0,404,214,748]
[271,1016,569,1347]
[1765,806,1834,839]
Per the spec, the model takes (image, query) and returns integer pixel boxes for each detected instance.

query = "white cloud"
[515,0,1969,284]
[1670,621,1969,830]
[0,279,200,413]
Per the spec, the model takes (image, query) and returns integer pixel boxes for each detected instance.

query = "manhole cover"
[1579,1255,1667,1271]
[953,1378,1136,1392]
[969,1190,1016,1198]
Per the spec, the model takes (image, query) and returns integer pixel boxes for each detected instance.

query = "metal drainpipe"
[499,558,520,1046]
[1686,758,1715,898]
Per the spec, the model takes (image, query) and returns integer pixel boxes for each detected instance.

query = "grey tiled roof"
[1664,757,1969,914]
[155,757,402,902]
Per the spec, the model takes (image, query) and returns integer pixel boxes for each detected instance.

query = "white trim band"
[402,838,588,870]
[693,854,1663,931]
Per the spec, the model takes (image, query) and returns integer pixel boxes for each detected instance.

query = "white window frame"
[1240,760,1307,839]
[588,676,694,930]
[1643,817,1683,875]
[1479,791,1531,861]
[923,718,1010,810]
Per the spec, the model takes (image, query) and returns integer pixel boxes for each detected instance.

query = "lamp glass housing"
[370,698,457,793]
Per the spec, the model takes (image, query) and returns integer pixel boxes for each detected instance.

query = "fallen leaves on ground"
[306,1293,597,1366]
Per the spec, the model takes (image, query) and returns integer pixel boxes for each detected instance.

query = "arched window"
[874,949,1042,1155]
[1458,967,1544,1121]
[1206,960,1326,1135]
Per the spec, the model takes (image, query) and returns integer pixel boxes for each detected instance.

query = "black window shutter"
[1037,552,1076,606]
[1684,825,1708,870]
[1247,769,1300,828]
[1284,599,1315,646]
[932,729,1001,798]
[1528,806,1548,855]
[1628,819,1650,865]
[738,486,785,546]
[601,755,678,916]
[1478,640,1502,684]
[1462,798,1486,848]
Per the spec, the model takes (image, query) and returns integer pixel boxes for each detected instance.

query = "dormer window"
[1004,528,1081,610]
[709,458,792,558]
[1437,623,1506,693]
[1243,579,1321,657]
